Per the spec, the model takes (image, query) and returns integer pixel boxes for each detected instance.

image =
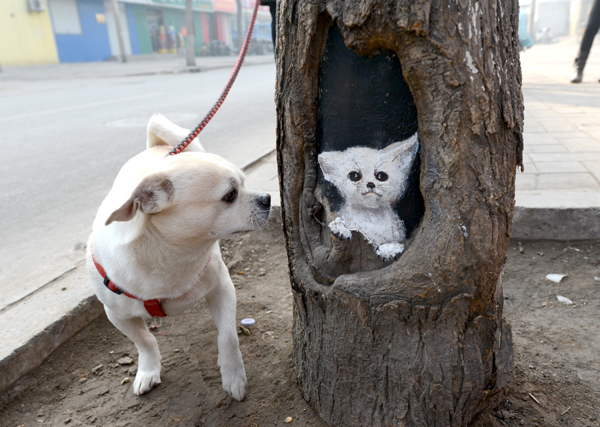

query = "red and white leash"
[167,0,263,156]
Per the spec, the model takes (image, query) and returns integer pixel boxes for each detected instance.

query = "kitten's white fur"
[318,133,419,260]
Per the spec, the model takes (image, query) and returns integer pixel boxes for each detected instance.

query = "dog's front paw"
[221,363,247,401]
[328,217,352,240]
[133,370,161,395]
[376,243,404,260]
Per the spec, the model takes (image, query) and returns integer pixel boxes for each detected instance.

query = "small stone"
[257,268,266,276]
[240,325,250,336]
[121,377,131,385]
[237,271,245,275]
[78,377,87,384]
[285,416,293,423]
[92,364,103,374]
[61,287,67,291]
[118,357,133,365]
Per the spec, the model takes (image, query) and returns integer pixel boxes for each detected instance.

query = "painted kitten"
[318,133,419,260]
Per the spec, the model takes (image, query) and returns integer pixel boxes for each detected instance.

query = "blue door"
[54,0,112,63]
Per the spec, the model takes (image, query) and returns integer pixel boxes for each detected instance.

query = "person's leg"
[269,3,276,49]
[573,0,600,82]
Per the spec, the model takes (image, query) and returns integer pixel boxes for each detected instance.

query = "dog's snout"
[258,193,271,209]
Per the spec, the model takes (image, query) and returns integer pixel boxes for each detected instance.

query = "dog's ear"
[147,114,204,152]
[106,173,175,225]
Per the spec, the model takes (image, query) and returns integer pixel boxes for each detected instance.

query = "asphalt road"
[0,63,276,312]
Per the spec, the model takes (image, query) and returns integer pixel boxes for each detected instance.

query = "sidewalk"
[2,37,600,394]
[514,37,600,240]
[0,52,275,81]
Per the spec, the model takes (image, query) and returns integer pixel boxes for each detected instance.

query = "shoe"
[571,54,588,84]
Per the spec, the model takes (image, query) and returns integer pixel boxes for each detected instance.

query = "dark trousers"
[578,0,600,60]
[261,0,277,48]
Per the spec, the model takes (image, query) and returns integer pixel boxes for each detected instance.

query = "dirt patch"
[476,239,600,427]
[1,214,599,426]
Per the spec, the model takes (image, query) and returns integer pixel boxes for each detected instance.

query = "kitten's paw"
[376,243,404,260]
[328,218,352,240]
[133,370,161,395]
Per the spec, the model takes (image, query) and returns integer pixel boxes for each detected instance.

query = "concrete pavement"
[2,38,600,393]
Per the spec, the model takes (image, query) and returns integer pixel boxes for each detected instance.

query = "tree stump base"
[292,277,513,426]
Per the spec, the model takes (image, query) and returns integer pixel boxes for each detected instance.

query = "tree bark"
[275,0,521,426]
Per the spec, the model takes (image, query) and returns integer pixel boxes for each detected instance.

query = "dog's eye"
[375,171,388,182]
[348,171,362,182]
[222,189,237,203]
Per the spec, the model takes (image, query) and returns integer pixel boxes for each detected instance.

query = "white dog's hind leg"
[105,307,162,395]
[205,276,247,401]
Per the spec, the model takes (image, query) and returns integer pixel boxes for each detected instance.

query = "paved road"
[0,62,276,312]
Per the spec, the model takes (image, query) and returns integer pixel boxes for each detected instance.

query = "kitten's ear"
[385,132,419,164]
[318,151,338,182]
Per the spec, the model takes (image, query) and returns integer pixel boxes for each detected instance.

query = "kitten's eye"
[375,172,388,182]
[222,188,237,203]
[348,171,362,182]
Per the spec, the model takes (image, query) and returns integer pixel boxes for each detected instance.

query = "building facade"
[0,0,59,66]
[1,0,271,66]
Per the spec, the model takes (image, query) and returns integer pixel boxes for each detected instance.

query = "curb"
[0,296,104,393]
[512,206,600,240]
[103,56,276,78]
[241,148,276,172]
[0,263,105,394]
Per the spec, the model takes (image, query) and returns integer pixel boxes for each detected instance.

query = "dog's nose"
[367,182,375,189]
[258,193,271,209]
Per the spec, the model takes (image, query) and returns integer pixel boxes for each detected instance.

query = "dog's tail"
[147,114,205,153]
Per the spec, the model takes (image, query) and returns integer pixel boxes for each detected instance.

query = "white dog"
[86,114,270,400]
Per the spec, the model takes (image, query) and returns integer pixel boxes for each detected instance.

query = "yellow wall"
[0,0,59,66]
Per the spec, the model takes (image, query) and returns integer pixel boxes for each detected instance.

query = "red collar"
[91,249,211,318]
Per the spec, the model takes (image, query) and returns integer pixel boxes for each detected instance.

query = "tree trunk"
[236,0,243,50]
[185,0,196,67]
[111,0,127,63]
[275,0,521,426]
